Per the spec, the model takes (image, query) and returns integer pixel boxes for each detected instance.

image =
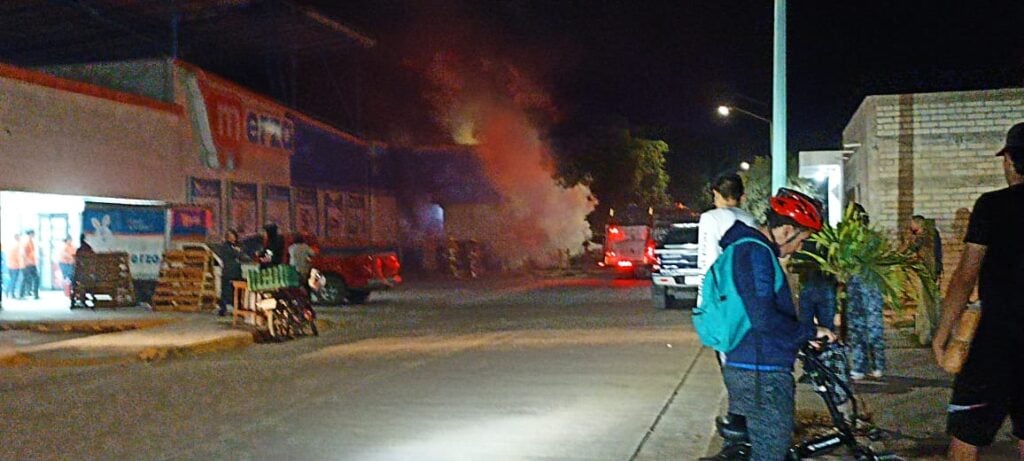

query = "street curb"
[0,329,256,368]
[0,318,177,333]
[139,331,255,362]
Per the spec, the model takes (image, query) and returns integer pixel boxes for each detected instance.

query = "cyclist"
[703,189,836,460]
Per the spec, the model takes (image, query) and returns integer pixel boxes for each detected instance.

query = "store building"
[0,59,405,308]
[842,88,1024,286]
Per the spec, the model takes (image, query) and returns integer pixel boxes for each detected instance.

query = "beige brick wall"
[843,88,1023,288]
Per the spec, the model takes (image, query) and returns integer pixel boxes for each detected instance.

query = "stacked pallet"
[151,249,218,312]
[71,252,136,309]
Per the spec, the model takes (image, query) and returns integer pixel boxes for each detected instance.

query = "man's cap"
[996,122,1024,156]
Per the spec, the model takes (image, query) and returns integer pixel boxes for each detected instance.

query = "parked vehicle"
[599,205,654,278]
[309,245,401,305]
[650,207,701,309]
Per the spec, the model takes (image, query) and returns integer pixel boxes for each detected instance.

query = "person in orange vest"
[20,229,39,300]
[4,233,23,299]
[59,236,76,289]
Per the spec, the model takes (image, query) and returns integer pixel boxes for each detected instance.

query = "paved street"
[0,275,714,461]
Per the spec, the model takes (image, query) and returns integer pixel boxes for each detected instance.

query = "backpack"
[693,237,784,353]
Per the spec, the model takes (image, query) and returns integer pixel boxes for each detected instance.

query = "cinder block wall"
[843,88,1023,289]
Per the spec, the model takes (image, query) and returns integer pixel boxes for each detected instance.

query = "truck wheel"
[315,274,347,306]
[651,285,667,309]
[347,290,371,305]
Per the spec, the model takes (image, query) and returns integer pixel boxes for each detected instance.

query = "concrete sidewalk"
[0,307,255,367]
[691,328,1021,460]
[635,347,726,460]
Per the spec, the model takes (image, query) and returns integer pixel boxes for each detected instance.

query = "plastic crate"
[245,265,301,292]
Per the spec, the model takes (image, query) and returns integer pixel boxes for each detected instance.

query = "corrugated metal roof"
[0,0,372,66]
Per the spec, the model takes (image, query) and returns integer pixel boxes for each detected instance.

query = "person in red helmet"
[701,188,835,461]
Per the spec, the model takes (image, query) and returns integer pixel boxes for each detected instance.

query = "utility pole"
[772,0,787,194]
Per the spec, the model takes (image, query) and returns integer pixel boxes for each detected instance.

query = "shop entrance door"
[38,213,69,290]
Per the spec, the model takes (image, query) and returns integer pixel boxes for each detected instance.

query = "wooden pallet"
[71,252,136,309]
[151,249,218,312]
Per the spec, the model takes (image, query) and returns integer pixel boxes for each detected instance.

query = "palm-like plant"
[799,205,940,340]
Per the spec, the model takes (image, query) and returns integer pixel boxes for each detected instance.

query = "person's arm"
[932,242,985,365]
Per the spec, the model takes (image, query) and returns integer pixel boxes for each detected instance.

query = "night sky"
[305,0,1023,200]
[9,1,1019,203]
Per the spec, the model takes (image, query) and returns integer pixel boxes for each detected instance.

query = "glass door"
[38,213,69,290]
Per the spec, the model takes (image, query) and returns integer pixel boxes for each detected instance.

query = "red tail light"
[644,241,655,264]
[606,226,624,243]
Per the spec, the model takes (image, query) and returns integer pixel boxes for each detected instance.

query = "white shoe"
[869,370,884,378]
[850,371,865,380]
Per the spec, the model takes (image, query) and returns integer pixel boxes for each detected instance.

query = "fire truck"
[598,205,655,278]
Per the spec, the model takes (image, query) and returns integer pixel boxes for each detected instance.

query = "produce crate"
[245,265,301,292]
[71,252,136,309]
[151,249,218,312]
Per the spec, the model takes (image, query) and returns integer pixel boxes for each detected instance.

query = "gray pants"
[724,367,795,461]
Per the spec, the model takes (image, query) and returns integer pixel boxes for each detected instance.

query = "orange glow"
[616,260,633,267]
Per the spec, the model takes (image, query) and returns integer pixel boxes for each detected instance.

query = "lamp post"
[772,0,787,195]
[717,105,773,128]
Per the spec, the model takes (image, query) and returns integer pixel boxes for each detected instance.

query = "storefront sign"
[246,112,294,151]
[228,182,258,236]
[294,187,318,237]
[171,205,211,241]
[345,192,368,237]
[188,177,222,239]
[262,185,292,235]
[184,67,295,171]
[323,190,344,239]
[83,204,167,280]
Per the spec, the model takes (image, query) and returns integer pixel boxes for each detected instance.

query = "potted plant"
[799,205,939,343]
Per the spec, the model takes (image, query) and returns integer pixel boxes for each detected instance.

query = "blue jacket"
[721,222,816,371]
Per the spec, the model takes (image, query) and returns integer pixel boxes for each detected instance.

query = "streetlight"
[718,105,772,177]
[717,105,772,128]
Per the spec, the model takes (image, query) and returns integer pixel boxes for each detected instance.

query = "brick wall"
[843,88,1023,288]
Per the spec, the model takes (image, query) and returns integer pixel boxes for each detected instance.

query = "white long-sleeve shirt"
[697,207,756,276]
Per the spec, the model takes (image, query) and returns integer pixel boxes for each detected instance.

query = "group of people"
[698,122,1023,461]
[4,230,40,300]
[3,232,93,303]
[213,223,316,317]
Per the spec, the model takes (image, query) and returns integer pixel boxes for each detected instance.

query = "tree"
[547,117,671,231]
[736,156,817,224]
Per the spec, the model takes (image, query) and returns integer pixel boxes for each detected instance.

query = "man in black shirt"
[933,122,1024,460]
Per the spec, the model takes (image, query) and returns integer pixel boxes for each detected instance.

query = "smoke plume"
[419,52,595,268]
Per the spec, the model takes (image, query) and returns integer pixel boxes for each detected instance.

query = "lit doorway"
[1,192,84,311]
[38,213,70,291]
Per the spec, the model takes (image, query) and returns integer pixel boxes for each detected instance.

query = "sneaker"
[850,371,865,381]
[869,370,883,378]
